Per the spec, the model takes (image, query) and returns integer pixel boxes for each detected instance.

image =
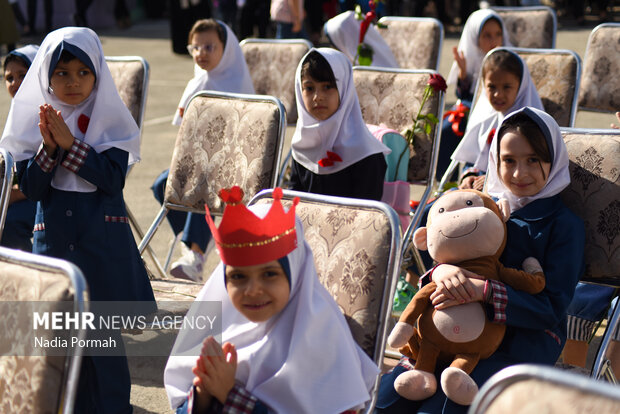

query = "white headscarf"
[291,48,390,174]
[447,8,512,94]
[164,204,379,413]
[324,10,399,68]
[451,48,543,172]
[172,21,255,125]
[6,44,40,67]
[486,106,570,212]
[0,27,141,193]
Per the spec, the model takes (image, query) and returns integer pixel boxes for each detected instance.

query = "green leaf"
[424,123,432,134]
[417,113,426,120]
[426,113,439,124]
[376,22,388,29]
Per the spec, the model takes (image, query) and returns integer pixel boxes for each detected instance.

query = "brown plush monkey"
[387,189,545,405]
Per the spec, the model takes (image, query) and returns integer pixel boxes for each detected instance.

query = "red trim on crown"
[204,187,300,267]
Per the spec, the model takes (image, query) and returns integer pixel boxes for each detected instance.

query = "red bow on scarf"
[487,128,497,145]
[442,102,469,137]
[318,151,342,167]
[78,114,90,134]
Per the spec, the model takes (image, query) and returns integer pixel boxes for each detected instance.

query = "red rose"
[428,73,447,93]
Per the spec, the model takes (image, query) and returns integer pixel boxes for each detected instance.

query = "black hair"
[482,49,523,82]
[3,54,30,72]
[300,51,336,86]
[497,110,552,180]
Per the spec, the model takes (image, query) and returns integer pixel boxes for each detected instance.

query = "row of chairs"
[0,126,618,412]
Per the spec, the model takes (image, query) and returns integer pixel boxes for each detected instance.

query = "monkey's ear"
[497,199,511,222]
[413,227,428,250]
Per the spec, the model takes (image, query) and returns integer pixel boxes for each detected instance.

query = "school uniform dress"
[377,108,585,413]
[165,204,379,414]
[152,20,255,252]
[1,27,155,414]
[439,9,512,179]
[290,48,390,202]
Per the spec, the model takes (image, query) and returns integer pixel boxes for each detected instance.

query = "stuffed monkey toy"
[387,189,545,405]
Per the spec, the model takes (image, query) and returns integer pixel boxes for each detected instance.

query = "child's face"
[301,74,340,121]
[225,260,290,323]
[498,130,551,198]
[483,69,520,114]
[189,30,224,72]
[478,19,503,54]
[49,58,95,105]
[4,60,28,98]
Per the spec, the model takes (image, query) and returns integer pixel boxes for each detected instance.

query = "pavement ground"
[0,16,617,414]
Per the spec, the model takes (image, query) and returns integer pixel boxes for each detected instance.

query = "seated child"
[289,48,390,201]
[2,44,39,251]
[1,27,156,413]
[324,10,399,68]
[152,18,255,281]
[438,8,511,179]
[164,186,379,413]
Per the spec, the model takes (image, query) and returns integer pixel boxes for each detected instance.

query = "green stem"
[393,143,408,182]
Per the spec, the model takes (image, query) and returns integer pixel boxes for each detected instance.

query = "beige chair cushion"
[377,19,442,70]
[520,51,579,127]
[484,378,620,414]
[496,9,555,48]
[107,59,146,125]
[353,69,441,182]
[578,25,620,113]
[165,95,281,213]
[560,132,620,281]
[241,41,311,124]
[281,199,393,358]
[0,261,75,414]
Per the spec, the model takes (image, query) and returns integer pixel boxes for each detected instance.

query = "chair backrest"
[492,5,557,48]
[0,246,88,414]
[376,16,443,70]
[240,38,312,125]
[249,189,401,413]
[0,148,14,239]
[560,128,620,286]
[470,364,620,414]
[578,23,620,113]
[105,56,149,129]
[164,91,285,215]
[470,47,581,127]
[352,66,444,184]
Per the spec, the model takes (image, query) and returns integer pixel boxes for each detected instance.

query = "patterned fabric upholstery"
[241,40,311,124]
[376,18,442,70]
[519,50,580,127]
[560,131,620,282]
[165,94,283,213]
[353,69,442,182]
[578,24,620,113]
[483,377,620,413]
[276,198,394,359]
[0,261,75,413]
[495,8,556,48]
[106,58,147,126]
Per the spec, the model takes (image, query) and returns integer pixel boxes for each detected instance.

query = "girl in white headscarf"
[324,10,399,68]
[289,48,390,201]
[438,8,512,180]
[0,26,155,413]
[451,48,543,189]
[377,107,585,413]
[164,192,379,413]
[156,19,255,281]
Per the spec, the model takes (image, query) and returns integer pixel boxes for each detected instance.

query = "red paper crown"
[204,186,300,267]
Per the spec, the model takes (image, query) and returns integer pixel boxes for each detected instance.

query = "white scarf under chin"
[0,27,141,193]
[291,47,390,175]
[164,204,379,413]
[486,106,571,212]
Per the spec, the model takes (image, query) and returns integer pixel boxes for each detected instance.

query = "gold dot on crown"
[217,227,296,249]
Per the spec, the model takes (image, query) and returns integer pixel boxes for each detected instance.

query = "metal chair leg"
[127,205,167,279]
